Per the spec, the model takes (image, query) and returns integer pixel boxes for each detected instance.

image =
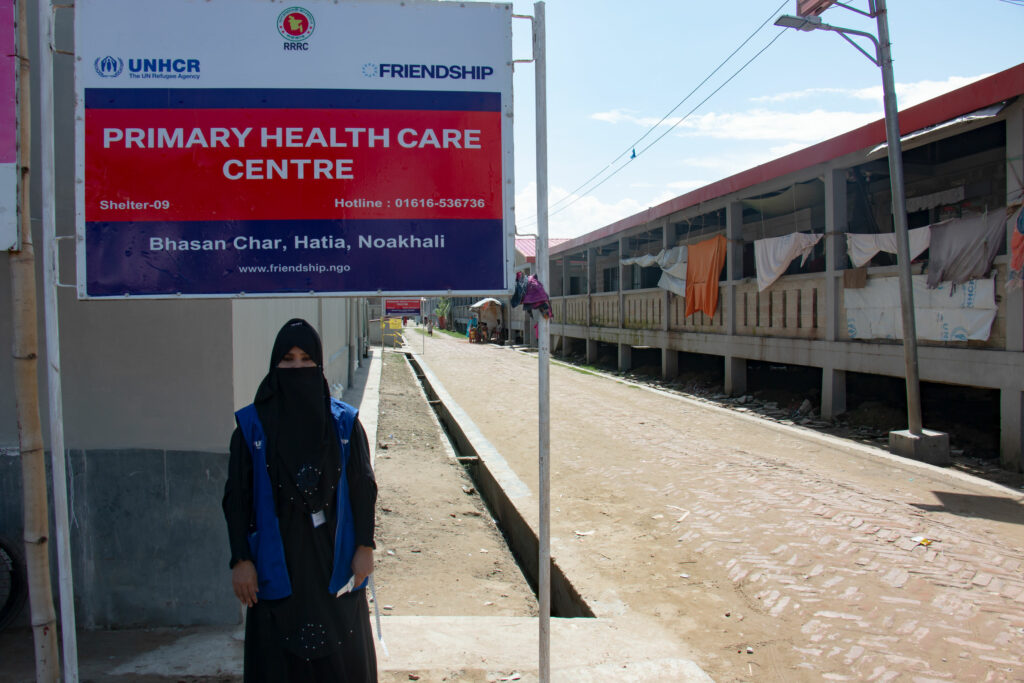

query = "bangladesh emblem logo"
[94,56,123,78]
[278,7,315,42]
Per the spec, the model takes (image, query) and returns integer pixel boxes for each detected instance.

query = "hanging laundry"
[521,274,553,320]
[1009,206,1024,291]
[620,245,689,295]
[657,245,688,280]
[621,253,660,267]
[846,226,931,268]
[926,211,1006,288]
[510,270,528,307]
[684,234,727,318]
[754,231,823,291]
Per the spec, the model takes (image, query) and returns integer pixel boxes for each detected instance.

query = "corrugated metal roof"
[552,62,1024,256]
[515,237,570,262]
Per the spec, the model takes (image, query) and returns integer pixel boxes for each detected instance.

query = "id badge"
[311,509,326,528]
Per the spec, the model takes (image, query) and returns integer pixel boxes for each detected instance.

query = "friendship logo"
[278,7,315,42]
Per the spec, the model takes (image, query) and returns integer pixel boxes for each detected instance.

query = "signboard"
[385,298,421,316]
[75,0,513,298]
[0,0,16,251]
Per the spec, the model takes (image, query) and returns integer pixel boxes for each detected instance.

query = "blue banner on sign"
[84,219,503,296]
[85,87,502,112]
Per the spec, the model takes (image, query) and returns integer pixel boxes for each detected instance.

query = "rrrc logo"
[278,7,314,51]
[94,56,123,78]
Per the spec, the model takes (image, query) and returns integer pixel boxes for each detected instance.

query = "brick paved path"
[414,331,1024,682]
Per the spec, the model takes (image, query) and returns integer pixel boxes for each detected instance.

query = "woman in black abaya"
[223,319,377,682]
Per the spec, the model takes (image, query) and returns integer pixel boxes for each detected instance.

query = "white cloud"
[590,109,644,124]
[750,74,991,107]
[591,75,993,151]
[673,109,876,142]
[591,107,874,144]
[751,87,851,103]
[664,179,708,192]
[863,74,992,107]
[515,181,659,240]
[559,73,997,237]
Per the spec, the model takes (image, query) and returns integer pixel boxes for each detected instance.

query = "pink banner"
[0,0,15,164]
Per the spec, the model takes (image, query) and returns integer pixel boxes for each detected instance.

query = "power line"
[521,0,788,225]
[520,26,789,230]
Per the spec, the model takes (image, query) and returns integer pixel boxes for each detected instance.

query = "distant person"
[223,318,378,682]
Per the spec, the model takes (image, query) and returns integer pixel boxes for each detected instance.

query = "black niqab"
[254,319,339,513]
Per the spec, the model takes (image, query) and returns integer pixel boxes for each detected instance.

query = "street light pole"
[775,0,948,462]
[873,0,923,435]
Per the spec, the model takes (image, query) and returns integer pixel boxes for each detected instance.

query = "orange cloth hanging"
[684,234,728,318]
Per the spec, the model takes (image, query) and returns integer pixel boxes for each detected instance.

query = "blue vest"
[235,398,364,600]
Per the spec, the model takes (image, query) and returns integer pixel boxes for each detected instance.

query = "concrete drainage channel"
[403,352,594,619]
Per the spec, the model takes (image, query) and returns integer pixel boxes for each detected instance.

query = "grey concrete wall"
[0,254,22,449]
[60,297,236,452]
[0,449,236,628]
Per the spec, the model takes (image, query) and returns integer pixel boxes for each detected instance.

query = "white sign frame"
[74,0,514,299]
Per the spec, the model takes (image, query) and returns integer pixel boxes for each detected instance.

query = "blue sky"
[506,0,1024,239]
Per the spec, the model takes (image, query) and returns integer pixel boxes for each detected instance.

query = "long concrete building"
[512,63,1024,472]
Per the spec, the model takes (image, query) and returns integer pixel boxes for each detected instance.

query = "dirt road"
[373,350,537,620]
[411,328,1024,682]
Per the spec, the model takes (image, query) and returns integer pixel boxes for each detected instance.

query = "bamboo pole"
[8,0,60,678]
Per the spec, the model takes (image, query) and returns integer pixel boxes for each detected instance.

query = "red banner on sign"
[85,107,502,223]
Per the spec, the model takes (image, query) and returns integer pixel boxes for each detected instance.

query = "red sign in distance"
[385,298,421,315]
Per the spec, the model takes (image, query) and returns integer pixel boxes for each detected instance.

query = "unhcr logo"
[94,56,124,78]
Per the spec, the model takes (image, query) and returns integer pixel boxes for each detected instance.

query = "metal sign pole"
[38,0,78,678]
[532,3,550,681]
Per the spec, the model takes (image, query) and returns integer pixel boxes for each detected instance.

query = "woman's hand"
[352,546,374,586]
[232,560,259,607]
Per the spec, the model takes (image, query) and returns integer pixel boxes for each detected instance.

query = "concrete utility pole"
[775,0,949,465]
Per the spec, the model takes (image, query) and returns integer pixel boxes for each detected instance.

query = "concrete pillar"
[586,339,598,364]
[662,348,678,379]
[618,343,632,372]
[618,237,627,330]
[561,256,569,298]
[586,247,595,326]
[724,356,746,396]
[824,167,849,343]
[1006,103,1023,353]
[821,367,847,419]
[822,167,850,420]
[725,202,743,336]
[1001,389,1023,473]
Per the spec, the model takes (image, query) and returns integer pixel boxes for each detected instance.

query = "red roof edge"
[551,62,1024,256]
